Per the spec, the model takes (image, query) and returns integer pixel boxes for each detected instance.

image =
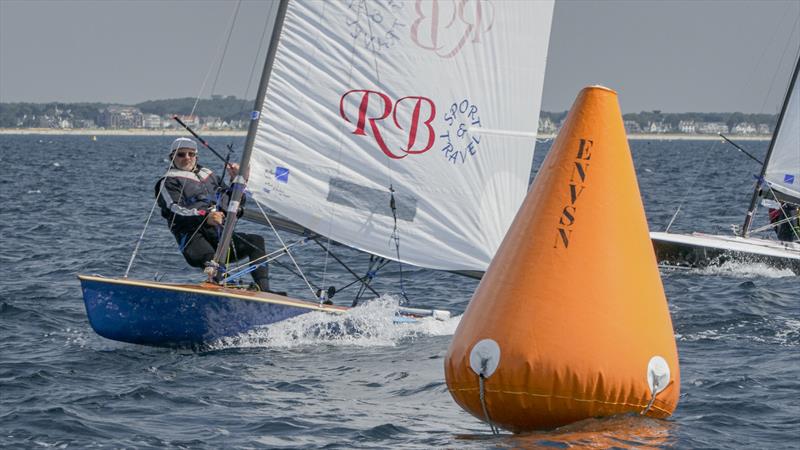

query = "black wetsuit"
[155,164,271,290]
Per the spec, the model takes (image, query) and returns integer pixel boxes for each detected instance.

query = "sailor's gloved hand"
[207,211,225,227]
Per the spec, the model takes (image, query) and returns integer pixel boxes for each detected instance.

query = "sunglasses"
[176,152,196,158]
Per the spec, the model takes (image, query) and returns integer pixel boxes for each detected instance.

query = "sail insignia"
[249,0,555,272]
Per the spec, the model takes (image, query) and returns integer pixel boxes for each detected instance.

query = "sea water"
[1,135,797,448]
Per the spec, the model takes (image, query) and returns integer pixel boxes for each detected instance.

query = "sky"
[1,0,798,114]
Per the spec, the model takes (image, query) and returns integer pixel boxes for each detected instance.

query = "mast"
[742,53,800,236]
[210,0,290,277]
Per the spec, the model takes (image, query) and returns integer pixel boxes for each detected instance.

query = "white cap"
[170,137,198,153]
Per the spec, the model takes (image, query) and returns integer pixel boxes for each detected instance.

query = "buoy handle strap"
[641,379,674,415]
[642,355,672,415]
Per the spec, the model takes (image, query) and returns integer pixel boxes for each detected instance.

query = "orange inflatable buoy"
[444,86,679,432]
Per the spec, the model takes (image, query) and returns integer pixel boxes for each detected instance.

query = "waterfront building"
[732,122,757,135]
[98,106,144,129]
[647,121,672,133]
[696,122,729,134]
[678,120,697,133]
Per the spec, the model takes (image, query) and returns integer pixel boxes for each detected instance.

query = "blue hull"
[78,275,344,347]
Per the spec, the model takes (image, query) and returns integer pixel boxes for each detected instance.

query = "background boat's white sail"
[764,71,800,203]
[249,0,554,271]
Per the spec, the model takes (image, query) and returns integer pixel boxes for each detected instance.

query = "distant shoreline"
[0,128,246,137]
[0,128,771,141]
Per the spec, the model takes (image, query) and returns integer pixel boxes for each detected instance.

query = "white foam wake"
[213,295,461,350]
[693,261,796,278]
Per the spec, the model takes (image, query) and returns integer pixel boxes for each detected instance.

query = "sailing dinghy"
[79,0,555,347]
[651,52,800,273]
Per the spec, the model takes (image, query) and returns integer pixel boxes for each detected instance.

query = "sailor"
[155,137,282,294]
[768,202,800,242]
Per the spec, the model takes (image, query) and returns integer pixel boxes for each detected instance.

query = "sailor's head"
[170,137,198,171]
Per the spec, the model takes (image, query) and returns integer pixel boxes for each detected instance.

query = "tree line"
[540,110,777,130]
[0,98,779,130]
[0,96,254,127]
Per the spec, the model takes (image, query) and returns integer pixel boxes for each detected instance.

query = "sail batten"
[249,0,554,271]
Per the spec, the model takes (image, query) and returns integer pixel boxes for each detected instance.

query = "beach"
[0,128,772,141]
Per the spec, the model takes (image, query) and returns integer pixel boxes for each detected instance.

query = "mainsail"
[248,0,554,271]
[763,55,800,204]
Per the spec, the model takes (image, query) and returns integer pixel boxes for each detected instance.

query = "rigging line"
[270,259,321,291]
[673,15,800,235]
[362,0,383,85]
[312,1,338,295]
[209,0,243,100]
[237,0,276,119]
[312,240,383,301]
[353,257,383,306]
[718,133,763,165]
[148,152,184,277]
[663,138,722,232]
[129,152,189,278]
[190,0,243,118]
[750,213,800,235]
[756,14,800,117]
[337,267,383,294]
[750,187,800,240]
[318,0,360,295]
[361,1,409,302]
[157,157,224,279]
[216,1,278,286]
[389,185,410,302]
[125,192,162,279]
[252,197,318,297]
[225,238,309,276]
[669,18,799,234]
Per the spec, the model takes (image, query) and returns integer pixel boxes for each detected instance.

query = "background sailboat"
[78,0,555,347]
[651,52,800,273]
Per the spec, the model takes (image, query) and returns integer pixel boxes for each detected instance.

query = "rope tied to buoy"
[478,373,499,435]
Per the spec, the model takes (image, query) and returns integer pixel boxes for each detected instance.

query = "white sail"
[764,64,800,203]
[250,0,554,271]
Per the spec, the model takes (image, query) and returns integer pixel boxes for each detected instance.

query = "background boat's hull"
[651,231,800,273]
[78,276,335,347]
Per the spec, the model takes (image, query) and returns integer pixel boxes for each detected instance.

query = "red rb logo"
[340,89,437,159]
